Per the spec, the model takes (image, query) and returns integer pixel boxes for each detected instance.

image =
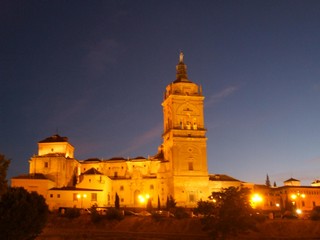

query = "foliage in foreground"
[90,206,124,223]
[0,154,10,196]
[195,187,259,240]
[310,206,320,220]
[0,187,49,240]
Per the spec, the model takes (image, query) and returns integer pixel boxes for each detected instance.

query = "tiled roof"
[12,173,49,180]
[50,187,102,191]
[82,168,102,175]
[39,134,68,143]
[284,177,300,182]
[108,157,126,160]
[209,174,241,182]
[83,158,101,162]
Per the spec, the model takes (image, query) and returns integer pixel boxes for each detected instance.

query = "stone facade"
[11,53,320,215]
[12,53,221,210]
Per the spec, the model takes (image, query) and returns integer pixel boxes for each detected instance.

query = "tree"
[146,198,153,212]
[273,181,277,187]
[166,195,176,210]
[157,195,161,210]
[115,192,120,209]
[196,187,258,240]
[0,154,10,196]
[265,174,271,187]
[0,187,49,240]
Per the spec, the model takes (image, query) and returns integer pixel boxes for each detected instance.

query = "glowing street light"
[138,194,150,205]
[251,193,263,208]
[77,193,87,208]
[291,192,306,214]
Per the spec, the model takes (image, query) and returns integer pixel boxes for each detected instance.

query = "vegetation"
[310,206,320,220]
[195,187,259,240]
[166,195,176,210]
[265,174,271,187]
[105,207,124,220]
[146,198,153,212]
[63,207,81,219]
[115,192,120,209]
[0,187,49,240]
[0,154,10,196]
[171,206,189,219]
[157,195,161,210]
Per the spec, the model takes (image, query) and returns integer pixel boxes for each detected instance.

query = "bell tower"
[162,52,209,207]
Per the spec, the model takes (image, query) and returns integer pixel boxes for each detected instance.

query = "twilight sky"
[1,0,320,186]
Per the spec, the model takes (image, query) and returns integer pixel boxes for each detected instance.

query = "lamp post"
[251,193,263,209]
[138,193,150,208]
[77,193,87,209]
[291,192,305,215]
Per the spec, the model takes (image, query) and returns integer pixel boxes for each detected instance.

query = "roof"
[83,158,101,162]
[39,134,68,143]
[108,157,127,160]
[12,173,50,180]
[49,187,102,191]
[284,177,300,182]
[82,168,103,175]
[209,174,241,182]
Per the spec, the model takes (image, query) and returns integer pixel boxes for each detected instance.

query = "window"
[189,194,195,202]
[50,194,53,198]
[57,194,60,198]
[44,162,49,168]
[120,186,124,191]
[150,184,154,190]
[302,201,305,207]
[91,193,97,201]
[188,162,194,171]
[313,201,316,207]
[121,198,124,202]
[114,172,118,178]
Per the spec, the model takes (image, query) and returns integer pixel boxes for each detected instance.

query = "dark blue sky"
[1,0,320,185]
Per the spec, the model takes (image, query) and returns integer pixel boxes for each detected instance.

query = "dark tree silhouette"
[146,198,153,212]
[265,174,271,187]
[196,187,258,240]
[115,192,120,209]
[0,187,49,240]
[166,195,176,210]
[273,181,277,187]
[157,195,161,210]
[0,154,10,196]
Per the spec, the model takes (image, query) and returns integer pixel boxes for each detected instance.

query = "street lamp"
[138,193,150,209]
[291,192,305,215]
[77,193,87,209]
[251,193,263,209]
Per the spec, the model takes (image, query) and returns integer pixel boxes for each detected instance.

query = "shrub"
[105,208,124,220]
[310,207,320,220]
[90,206,102,223]
[0,187,49,240]
[151,211,164,221]
[64,207,80,219]
[172,207,189,219]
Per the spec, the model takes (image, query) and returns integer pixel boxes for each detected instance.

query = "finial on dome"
[179,51,184,63]
[175,51,188,82]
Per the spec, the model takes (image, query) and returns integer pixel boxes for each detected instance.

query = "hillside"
[36,214,320,240]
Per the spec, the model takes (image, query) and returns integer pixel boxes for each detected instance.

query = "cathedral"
[11,53,320,214]
[11,53,242,210]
